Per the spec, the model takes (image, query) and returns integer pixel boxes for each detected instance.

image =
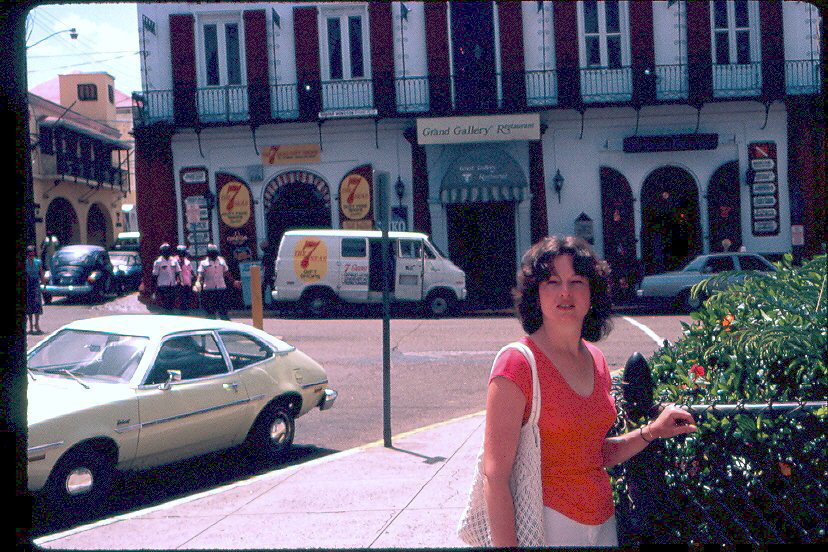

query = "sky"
[25,3,142,95]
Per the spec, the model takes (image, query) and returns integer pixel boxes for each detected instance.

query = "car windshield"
[53,250,95,267]
[110,253,136,266]
[28,329,149,383]
[682,257,709,272]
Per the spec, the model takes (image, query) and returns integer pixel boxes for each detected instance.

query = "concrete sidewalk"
[34,413,486,550]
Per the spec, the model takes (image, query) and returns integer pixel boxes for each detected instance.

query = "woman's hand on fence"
[648,405,697,440]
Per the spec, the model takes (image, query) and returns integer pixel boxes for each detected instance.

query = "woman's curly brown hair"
[512,235,613,341]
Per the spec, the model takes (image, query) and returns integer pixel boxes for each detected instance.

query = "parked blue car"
[42,245,116,304]
[109,250,143,293]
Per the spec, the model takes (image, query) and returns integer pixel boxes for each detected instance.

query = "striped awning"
[440,184,527,203]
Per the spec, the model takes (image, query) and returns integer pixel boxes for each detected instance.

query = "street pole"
[375,170,393,448]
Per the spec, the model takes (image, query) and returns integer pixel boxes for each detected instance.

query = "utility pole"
[374,170,392,448]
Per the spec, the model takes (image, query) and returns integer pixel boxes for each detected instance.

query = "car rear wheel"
[302,289,337,318]
[247,404,295,461]
[46,447,114,509]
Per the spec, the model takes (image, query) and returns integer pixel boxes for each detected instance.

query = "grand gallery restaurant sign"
[416,113,541,145]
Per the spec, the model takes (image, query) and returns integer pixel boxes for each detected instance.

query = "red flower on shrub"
[690,363,706,379]
[722,314,735,330]
[779,462,792,477]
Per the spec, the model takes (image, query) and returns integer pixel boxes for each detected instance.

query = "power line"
[29,50,140,58]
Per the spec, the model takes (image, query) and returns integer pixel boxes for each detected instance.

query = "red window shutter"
[424,2,451,113]
[244,10,271,122]
[553,1,581,108]
[629,1,656,104]
[759,1,785,99]
[293,6,321,119]
[169,14,197,125]
[497,1,526,110]
[369,2,395,116]
[686,1,713,104]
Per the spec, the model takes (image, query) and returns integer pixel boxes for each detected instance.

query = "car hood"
[27,375,135,426]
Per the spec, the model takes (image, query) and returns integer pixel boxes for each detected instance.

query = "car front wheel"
[248,405,295,461]
[425,290,457,317]
[46,447,114,509]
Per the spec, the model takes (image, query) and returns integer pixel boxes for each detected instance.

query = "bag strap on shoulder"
[490,341,541,427]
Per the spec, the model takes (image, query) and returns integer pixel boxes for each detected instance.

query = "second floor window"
[78,84,98,101]
[201,17,243,86]
[712,0,757,65]
[579,0,629,69]
[322,11,367,81]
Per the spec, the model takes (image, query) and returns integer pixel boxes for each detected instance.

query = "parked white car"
[27,315,336,508]
[636,253,776,310]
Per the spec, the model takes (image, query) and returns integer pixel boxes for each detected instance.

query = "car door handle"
[223,382,240,392]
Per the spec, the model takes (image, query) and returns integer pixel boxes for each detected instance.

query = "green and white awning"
[440,147,528,204]
[440,184,526,203]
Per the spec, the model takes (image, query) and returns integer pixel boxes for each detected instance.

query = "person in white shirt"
[175,245,195,314]
[197,243,230,320]
[152,243,180,312]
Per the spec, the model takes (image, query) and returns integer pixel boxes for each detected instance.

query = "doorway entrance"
[640,167,702,274]
[264,172,331,249]
[446,201,516,309]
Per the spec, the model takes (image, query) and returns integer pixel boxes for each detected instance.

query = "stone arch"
[640,166,702,274]
[86,202,113,248]
[262,170,332,248]
[45,197,80,246]
[707,161,742,252]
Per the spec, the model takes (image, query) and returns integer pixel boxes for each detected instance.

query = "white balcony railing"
[713,63,762,98]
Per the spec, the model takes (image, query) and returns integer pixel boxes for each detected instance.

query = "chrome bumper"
[43,284,93,296]
[319,388,337,410]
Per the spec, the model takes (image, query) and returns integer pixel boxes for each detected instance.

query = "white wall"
[783,1,822,61]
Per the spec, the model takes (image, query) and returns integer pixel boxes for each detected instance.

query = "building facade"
[29,72,134,252]
[133,1,823,307]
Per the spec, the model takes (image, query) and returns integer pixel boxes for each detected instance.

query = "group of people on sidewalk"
[150,242,238,319]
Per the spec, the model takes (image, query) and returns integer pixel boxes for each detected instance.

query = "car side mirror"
[159,369,181,390]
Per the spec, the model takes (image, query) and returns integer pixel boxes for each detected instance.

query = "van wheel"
[302,289,336,318]
[426,290,456,317]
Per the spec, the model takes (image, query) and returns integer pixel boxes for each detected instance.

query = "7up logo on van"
[293,239,328,283]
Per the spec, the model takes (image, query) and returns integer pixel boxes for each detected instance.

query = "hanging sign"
[748,142,780,236]
[416,113,541,145]
[339,164,374,230]
[261,144,321,165]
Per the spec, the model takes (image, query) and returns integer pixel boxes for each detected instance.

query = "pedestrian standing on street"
[197,243,231,320]
[152,242,180,313]
[260,240,275,306]
[482,235,696,547]
[25,245,45,334]
[175,245,195,315]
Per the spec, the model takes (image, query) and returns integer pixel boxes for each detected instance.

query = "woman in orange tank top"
[483,236,697,547]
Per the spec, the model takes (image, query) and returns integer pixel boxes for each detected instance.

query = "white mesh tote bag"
[457,341,545,547]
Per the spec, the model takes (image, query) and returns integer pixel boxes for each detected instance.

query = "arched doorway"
[640,167,702,274]
[45,197,80,246]
[707,161,742,252]
[600,167,639,302]
[86,203,112,247]
[263,170,332,248]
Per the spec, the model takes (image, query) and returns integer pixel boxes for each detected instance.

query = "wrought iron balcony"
[785,59,823,95]
[580,65,633,103]
[271,82,300,120]
[654,64,689,100]
[525,69,559,107]
[713,62,762,98]
[320,78,375,115]
[395,76,430,113]
[197,85,249,123]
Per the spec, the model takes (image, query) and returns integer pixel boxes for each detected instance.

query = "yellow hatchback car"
[27,315,336,508]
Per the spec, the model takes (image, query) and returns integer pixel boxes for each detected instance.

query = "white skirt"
[543,507,618,547]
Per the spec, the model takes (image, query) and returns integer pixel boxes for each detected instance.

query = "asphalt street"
[25,292,691,538]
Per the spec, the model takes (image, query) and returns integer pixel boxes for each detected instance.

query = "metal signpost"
[374,170,393,448]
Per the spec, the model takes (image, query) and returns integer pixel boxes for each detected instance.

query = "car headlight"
[87,270,102,284]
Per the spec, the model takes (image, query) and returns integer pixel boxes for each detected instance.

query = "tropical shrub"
[613,254,827,544]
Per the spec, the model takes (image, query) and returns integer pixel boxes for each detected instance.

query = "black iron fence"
[612,353,827,545]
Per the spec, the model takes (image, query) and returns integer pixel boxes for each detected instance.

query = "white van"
[271,229,467,316]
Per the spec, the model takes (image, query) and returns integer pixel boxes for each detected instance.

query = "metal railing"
[525,69,559,107]
[785,59,823,95]
[612,354,827,544]
[581,65,633,103]
[654,64,690,100]
[395,76,430,113]
[320,78,374,113]
[130,59,823,127]
[713,62,762,98]
[197,85,249,122]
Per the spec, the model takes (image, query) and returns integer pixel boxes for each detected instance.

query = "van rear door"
[395,239,424,301]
